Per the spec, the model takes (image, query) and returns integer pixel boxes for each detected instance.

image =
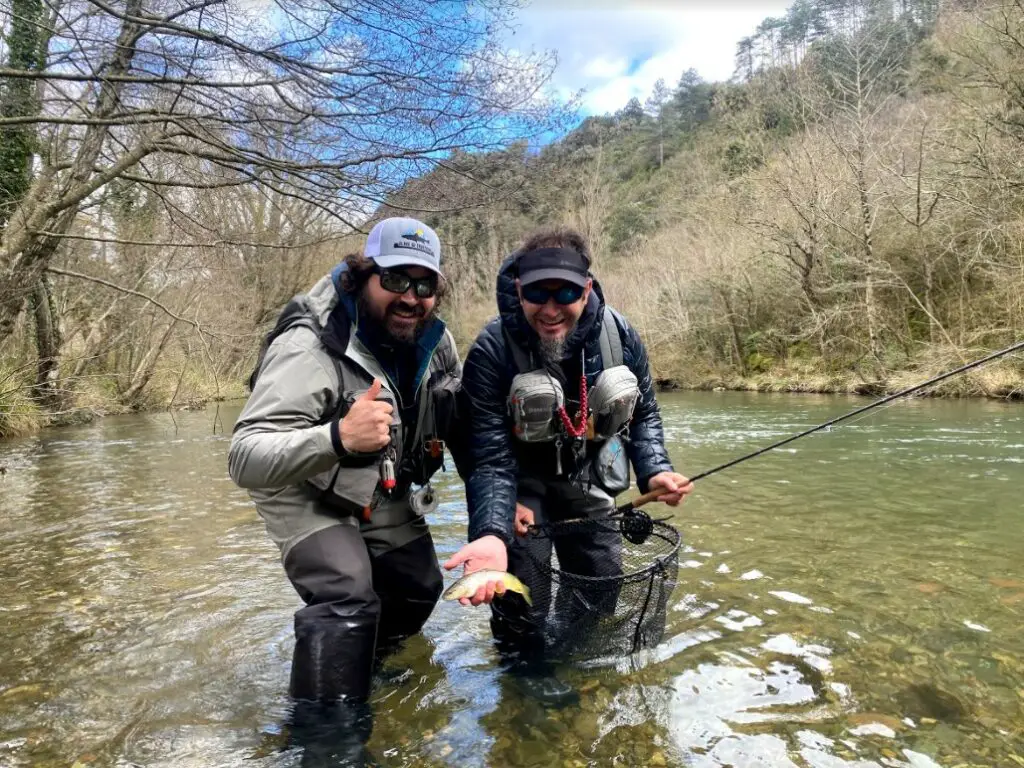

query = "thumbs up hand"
[339,379,394,453]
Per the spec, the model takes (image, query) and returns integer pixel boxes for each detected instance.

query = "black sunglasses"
[376,267,438,299]
[521,282,585,306]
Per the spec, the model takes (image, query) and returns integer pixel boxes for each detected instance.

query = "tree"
[779,0,827,67]
[644,78,671,168]
[0,0,566,350]
[616,97,646,126]
[0,0,47,230]
[0,0,567,420]
[804,15,914,376]
[672,69,713,132]
[735,36,756,82]
[1,0,65,407]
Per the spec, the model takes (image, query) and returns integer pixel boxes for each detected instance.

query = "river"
[1,391,1022,767]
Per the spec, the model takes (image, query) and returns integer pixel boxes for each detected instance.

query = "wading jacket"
[461,255,674,546]
[227,267,461,561]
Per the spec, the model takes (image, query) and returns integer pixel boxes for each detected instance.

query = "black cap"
[516,247,589,287]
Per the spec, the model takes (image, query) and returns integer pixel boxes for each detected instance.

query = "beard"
[358,293,430,345]
[536,319,578,364]
[538,335,566,365]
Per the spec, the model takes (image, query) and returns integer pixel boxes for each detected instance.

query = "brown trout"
[442,569,532,606]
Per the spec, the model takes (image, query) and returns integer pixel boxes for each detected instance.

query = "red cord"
[557,372,588,438]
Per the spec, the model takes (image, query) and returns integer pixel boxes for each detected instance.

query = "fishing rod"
[612,336,1024,515]
[683,337,1024,485]
[529,338,1024,536]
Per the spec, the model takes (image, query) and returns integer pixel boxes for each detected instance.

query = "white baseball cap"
[364,217,443,277]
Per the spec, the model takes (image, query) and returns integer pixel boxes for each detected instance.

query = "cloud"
[509,1,791,115]
[582,56,630,79]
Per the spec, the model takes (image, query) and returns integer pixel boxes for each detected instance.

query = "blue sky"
[508,1,791,115]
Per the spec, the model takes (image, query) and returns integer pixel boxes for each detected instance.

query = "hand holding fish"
[442,535,509,606]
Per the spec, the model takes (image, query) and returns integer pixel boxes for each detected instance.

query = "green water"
[1,392,1022,767]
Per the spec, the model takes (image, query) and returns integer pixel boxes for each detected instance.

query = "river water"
[1,392,1022,767]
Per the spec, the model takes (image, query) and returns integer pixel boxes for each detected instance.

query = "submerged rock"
[896,683,971,722]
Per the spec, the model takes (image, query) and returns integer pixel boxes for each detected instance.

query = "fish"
[442,569,532,606]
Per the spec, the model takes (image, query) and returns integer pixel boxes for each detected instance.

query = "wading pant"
[283,497,443,705]
[490,479,623,660]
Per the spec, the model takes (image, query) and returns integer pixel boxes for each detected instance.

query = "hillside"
[381,0,1024,397]
[3,0,1024,439]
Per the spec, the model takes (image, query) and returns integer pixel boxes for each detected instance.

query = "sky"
[508,1,792,116]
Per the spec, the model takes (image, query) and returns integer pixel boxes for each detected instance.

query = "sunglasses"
[376,267,438,299]
[520,282,585,306]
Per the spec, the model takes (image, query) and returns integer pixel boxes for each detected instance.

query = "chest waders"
[491,312,641,696]
[248,302,452,719]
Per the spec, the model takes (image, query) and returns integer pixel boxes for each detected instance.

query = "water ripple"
[1,395,1022,767]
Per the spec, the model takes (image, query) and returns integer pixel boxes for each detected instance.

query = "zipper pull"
[555,435,563,476]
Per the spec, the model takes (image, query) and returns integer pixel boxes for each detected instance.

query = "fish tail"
[521,584,532,606]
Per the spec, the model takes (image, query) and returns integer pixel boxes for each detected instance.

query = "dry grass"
[0,367,43,439]
[653,349,1024,400]
[0,354,252,440]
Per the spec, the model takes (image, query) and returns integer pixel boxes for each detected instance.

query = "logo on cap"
[402,229,429,244]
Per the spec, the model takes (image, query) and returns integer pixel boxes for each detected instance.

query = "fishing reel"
[410,484,438,517]
[620,507,655,545]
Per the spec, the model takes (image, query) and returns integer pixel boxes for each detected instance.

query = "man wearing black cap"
[443,226,692,692]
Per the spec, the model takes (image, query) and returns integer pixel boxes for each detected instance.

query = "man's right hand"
[339,379,394,453]
[443,535,508,606]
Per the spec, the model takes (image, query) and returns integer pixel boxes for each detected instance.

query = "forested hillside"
[2,0,1024,437]
[385,0,1024,396]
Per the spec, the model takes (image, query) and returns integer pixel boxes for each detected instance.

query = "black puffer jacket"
[462,255,675,545]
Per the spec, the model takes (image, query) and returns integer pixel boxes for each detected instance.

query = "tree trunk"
[855,130,884,377]
[0,0,44,229]
[923,254,935,345]
[0,0,146,347]
[658,120,664,168]
[71,294,125,379]
[0,0,46,346]
[719,289,747,375]
[29,273,64,410]
[120,315,181,406]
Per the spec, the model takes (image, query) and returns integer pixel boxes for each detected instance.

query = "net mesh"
[523,509,681,660]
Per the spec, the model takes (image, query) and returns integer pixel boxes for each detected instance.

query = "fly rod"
[533,338,1024,531]
[684,337,1024,485]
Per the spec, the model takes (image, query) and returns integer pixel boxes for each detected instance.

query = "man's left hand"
[514,503,535,537]
[647,471,695,506]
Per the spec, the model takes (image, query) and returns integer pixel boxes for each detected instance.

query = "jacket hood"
[495,253,606,360]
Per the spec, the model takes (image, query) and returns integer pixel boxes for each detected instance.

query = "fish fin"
[521,584,532,607]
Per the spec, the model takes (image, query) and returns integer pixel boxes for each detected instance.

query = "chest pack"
[506,312,639,444]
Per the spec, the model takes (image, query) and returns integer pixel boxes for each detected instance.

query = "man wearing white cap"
[229,217,467,760]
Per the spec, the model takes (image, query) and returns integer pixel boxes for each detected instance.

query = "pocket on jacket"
[589,436,631,496]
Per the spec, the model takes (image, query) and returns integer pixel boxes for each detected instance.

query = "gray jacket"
[228,273,461,561]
